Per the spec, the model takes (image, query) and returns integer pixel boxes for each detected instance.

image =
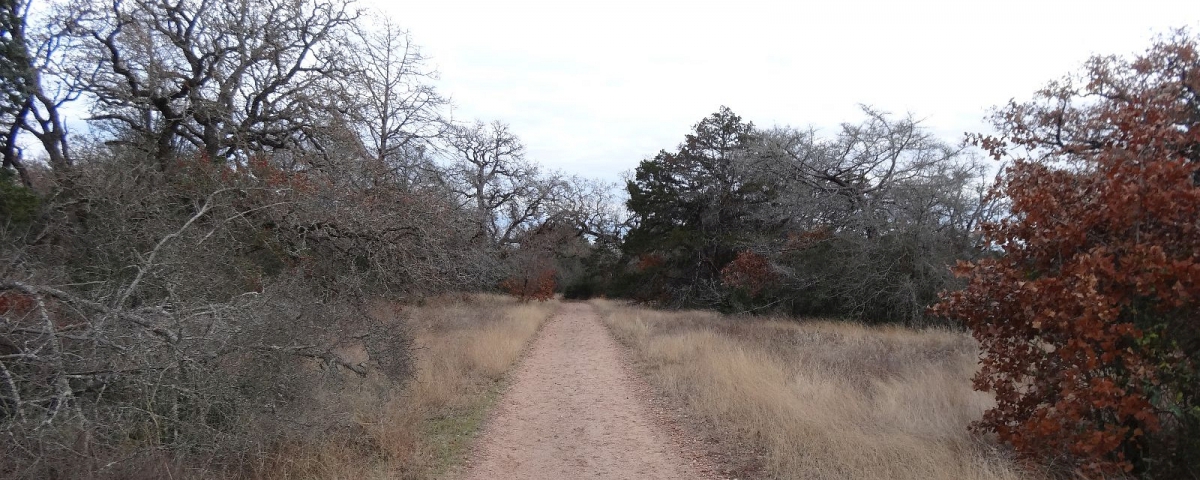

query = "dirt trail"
[461,302,709,480]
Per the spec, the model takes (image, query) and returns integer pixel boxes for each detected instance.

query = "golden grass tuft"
[593,299,1039,480]
[256,293,558,480]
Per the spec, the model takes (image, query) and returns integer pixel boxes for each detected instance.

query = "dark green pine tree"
[621,106,779,306]
[1,0,33,182]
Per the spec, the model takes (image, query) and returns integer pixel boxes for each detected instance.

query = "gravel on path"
[461,302,711,480]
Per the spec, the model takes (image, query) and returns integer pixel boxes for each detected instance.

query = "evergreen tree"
[0,0,33,184]
[622,106,779,306]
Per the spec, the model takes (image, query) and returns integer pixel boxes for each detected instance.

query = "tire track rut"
[462,302,708,479]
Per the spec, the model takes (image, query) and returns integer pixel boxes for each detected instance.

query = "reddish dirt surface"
[461,303,713,480]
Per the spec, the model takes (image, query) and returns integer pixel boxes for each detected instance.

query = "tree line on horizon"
[565,104,995,327]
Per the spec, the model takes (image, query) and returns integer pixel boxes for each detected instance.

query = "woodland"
[0,0,1196,477]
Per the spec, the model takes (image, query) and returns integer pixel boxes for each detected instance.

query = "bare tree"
[754,107,958,237]
[444,120,565,247]
[345,16,447,190]
[544,175,628,248]
[1,0,79,189]
[1,0,34,186]
[740,107,997,322]
[65,0,358,168]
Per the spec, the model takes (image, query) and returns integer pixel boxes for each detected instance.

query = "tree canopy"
[934,32,1200,477]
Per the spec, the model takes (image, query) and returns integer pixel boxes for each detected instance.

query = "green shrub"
[0,168,37,225]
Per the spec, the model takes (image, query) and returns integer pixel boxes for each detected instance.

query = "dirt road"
[462,302,709,480]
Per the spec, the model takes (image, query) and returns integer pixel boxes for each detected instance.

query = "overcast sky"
[374,0,1197,182]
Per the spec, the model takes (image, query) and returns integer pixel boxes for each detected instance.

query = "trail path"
[461,303,709,480]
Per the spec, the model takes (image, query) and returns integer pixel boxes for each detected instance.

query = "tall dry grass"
[256,293,558,480]
[593,299,1038,480]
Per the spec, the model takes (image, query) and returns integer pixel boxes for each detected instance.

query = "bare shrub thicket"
[0,0,596,476]
[0,142,489,477]
[255,294,558,479]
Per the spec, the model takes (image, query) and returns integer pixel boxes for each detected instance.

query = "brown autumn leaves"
[933,33,1200,478]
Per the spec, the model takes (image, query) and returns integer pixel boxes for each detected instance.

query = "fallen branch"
[253,344,368,377]
[1,282,179,343]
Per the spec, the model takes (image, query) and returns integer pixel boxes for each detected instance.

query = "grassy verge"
[408,298,557,477]
[257,294,558,479]
[592,299,1038,480]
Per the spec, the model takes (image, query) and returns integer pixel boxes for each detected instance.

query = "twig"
[0,358,23,420]
[253,344,368,377]
[2,282,179,343]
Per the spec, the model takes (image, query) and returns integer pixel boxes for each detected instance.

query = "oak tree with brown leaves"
[721,251,776,298]
[933,33,1200,478]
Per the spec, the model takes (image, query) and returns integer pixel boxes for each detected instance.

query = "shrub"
[720,251,775,298]
[0,168,38,225]
[562,280,596,300]
[500,268,557,302]
[933,32,1200,478]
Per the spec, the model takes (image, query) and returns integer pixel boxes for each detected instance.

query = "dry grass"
[593,299,1039,480]
[256,293,558,480]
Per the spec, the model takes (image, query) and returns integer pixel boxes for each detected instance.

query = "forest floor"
[459,302,715,480]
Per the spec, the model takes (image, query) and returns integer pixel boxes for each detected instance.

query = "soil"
[460,302,715,480]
